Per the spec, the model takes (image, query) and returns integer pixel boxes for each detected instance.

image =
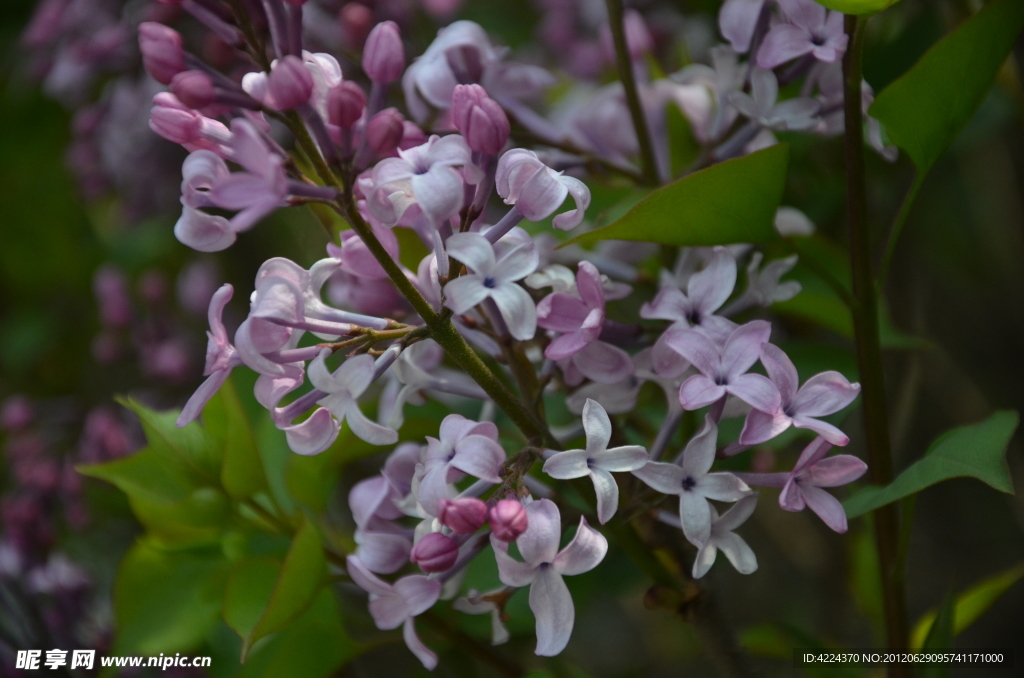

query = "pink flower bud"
[365,107,404,154]
[340,3,373,50]
[410,532,459,573]
[362,21,404,83]
[438,498,488,534]
[267,55,313,110]
[170,70,216,110]
[450,84,510,154]
[138,22,186,85]
[326,81,366,128]
[150,93,202,144]
[489,499,528,542]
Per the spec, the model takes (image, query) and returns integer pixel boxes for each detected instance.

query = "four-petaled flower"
[633,415,749,545]
[418,414,506,516]
[443,232,539,341]
[737,436,867,533]
[346,556,442,670]
[668,320,781,414]
[537,261,633,384]
[492,499,608,656]
[729,69,820,132]
[757,0,848,69]
[740,343,861,446]
[543,399,649,524]
[693,493,759,578]
[309,350,399,446]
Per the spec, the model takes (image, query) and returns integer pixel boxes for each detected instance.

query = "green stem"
[876,173,922,288]
[605,0,659,186]
[843,15,909,665]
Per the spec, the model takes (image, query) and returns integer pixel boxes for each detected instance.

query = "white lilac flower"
[543,399,649,524]
[492,499,607,656]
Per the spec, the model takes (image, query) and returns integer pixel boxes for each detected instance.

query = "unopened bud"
[451,84,509,154]
[362,21,404,83]
[267,55,313,110]
[489,499,528,542]
[326,81,366,128]
[138,22,185,85]
[170,70,216,109]
[439,498,488,534]
[410,532,459,573]
[149,93,201,144]
[339,3,373,50]
[365,107,404,154]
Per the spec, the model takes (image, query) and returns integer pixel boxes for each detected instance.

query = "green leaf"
[114,539,228,655]
[561,144,788,248]
[911,563,1024,650]
[78,446,200,504]
[204,378,268,500]
[844,411,1018,518]
[869,0,1024,176]
[243,517,327,658]
[119,396,222,485]
[129,487,231,547]
[224,558,282,642]
[813,0,900,14]
[918,588,956,678]
[239,591,359,678]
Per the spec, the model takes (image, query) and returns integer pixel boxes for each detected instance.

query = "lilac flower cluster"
[128,0,883,666]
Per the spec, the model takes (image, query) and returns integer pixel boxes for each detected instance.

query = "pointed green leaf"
[243,517,327,658]
[204,378,268,500]
[870,0,1024,176]
[844,411,1018,519]
[561,144,788,248]
[118,396,221,485]
[239,591,359,678]
[911,563,1024,649]
[128,487,231,547]
[114,539,228,655]
[918,589,956,678]
[224,558,282,643]
[78,446,199,504]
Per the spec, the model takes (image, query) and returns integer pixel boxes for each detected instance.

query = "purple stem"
[261,0,289,59]
[182,0,243,46]
[483,205,523,244]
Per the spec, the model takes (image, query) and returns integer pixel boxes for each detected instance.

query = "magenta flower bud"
[170,70,216,110]
[489,499,528,542]
[362,20,404,84]
[340,3,373,50]
[438,498,488,534]
[150,93,202,144]
[450,84,510,154]
[410,532,459,573]
[138,22,186,85]
[267,55,313,110]
[326,81,366,128]
[365,107,404,154]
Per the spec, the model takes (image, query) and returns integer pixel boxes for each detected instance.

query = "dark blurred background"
[0,0,1022,676]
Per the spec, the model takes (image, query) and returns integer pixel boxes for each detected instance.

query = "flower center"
[714,374,728,386]
[482,276,497,289]
[682,476,696,491]
[586,458,595,469]
[686,309,702,325]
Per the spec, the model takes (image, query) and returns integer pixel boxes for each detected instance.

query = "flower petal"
[590,469,620,524]
[355,531,412,574]
[492,538,538,587]
[756,24,814,69]
[445,232,496,273]
[791,371,861,417]
[687,247,737,316]
[716,531,758,574]
[664,328,719,377]
[573,341,635,385]
[177,368,231,427]
[403,617,438,670]
[679,490,712,546]
[692,541,717,579]
[174,207,237,253]
[632,461,685,495]
[698,472,750,502]
[593,445,649,472]
[739,407,791,445]
[791,415,850,446]
[727,373,781,413]
[721,320,772,379]
[800,484,848,532]
[542,449,591,480]
[554,517,608,574]
[490,283,537,341]
[395,575,443,617]
[806,454,867,488]
[345,402,399,446]
[551,175,591,230]
[493,241,539,283]
[529,568,574,656]
[283,407,340,455]
[680,414,719,477]
[519,498,562,567]
[451,434,505,482]
[759,343,799,405]
[443,276,492,314]
[679,375,727,411]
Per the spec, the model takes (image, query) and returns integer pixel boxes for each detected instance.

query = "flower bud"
[410,532,459,573]
[365,107,404,154]
[340,3,373,50]
[399,121,426,150]
[138,22,186,85]
[149,93,201,144]
[489,499,528,542]
[438,498,488,534]
[326,81,366,128]
[362,21,404,83]
[267,55,313,110]
[451,84,509,154]
[170,70,216,110]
